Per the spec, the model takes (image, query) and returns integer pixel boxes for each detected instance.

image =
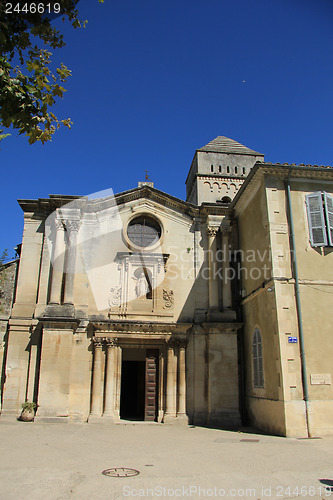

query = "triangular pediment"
[113,185,198,217]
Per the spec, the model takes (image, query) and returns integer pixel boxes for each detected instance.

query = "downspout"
[284,176,311,438]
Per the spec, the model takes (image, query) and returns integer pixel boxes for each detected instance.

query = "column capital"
[93,337,104,349]
[166,338,178,349]
[221,226,232,235]
[54,218,65,231]
[105,337,118,348]
[178,339,188,349]
[206,226,219,237]
[66,219,81,233]
[167,338,188,349]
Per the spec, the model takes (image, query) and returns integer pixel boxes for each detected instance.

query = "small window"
[243,167,246,175]
[219,165,222,173]
[211,165,214,172]
[221,196,231,203]
[252,329,264,388]
[234,166,238,174]
[227,166,230,173]
[306,192,333,247]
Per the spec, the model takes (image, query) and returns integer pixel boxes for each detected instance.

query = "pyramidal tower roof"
[198,136,264,156]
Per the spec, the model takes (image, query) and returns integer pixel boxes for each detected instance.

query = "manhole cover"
[102,468,140,477]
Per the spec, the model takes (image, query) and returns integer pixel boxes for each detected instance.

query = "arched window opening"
[221,196,232,203]
[252,329,264,388]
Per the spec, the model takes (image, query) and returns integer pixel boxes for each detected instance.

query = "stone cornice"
[17,186,200,218]
[92,321,193,336]
[232,162,333,217]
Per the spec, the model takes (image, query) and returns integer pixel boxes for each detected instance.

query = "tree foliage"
[0,0,103,144]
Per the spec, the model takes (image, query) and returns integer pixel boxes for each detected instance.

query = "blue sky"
[1,0,333,258]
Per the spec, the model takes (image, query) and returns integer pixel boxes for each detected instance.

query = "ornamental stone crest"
[163,288,174,309]
[108,286,122,309]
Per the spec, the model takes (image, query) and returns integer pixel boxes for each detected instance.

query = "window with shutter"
[252,329,264,388]
[305,192,328,247]
[324,193,333,246]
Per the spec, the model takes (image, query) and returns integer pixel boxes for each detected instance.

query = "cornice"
[232,162,333,217]
[18,186,200,218]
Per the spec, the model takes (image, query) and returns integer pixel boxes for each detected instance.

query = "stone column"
[89,338,104,420]
[63,220,80,305]
[49,219,66,305]
[114,344,122,421]
[222,230,232,309]
[206,226,219,309]
[158,350,164,423]
[177,340,189,423]
[103,338,118,420]
[164,340,177,422]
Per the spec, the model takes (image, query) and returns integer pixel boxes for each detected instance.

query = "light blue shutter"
[305,192,327,247]
[324,192,333,246]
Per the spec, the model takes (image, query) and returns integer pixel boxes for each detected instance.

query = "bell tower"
[185,136,264,205]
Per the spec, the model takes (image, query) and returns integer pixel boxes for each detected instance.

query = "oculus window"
[252,328,264,388]
[127,216,161,248]
[306,192,333,247]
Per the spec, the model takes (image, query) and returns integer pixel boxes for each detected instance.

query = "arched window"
[221,196,231,203]
[252,329,264,388]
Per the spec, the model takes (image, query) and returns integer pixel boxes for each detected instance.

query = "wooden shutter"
[324,193,333,246]
[145,349,158,421]
[252,329,264,388]
[305,192,327,247]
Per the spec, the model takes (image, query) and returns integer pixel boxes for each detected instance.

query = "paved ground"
[0,421,333,500]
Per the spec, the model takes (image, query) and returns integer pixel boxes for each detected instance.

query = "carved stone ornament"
[163,288,174,309]
[93,338,103,348]
[105,337,118,348]
[66,220,81,233]
[167,338,188,349]
[206,226,219,237]
[54,218,64,231]
[177,339,188,349]
[108,286,122,308]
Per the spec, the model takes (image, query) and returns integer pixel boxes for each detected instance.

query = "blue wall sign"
[288,337,298,343]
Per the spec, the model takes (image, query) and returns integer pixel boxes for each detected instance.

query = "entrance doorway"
[120,361,145,420]
[120,348,159,421]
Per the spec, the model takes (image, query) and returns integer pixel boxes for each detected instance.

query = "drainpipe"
[284,176,311,438]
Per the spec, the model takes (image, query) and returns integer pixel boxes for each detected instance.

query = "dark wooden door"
[145,349,158,421]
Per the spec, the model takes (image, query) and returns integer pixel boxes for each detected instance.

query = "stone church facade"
[1,136,333,437]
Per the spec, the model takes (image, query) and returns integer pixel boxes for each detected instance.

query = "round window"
[127,216,161,248]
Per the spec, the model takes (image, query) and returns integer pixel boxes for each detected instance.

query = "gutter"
[284,176,311,438]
